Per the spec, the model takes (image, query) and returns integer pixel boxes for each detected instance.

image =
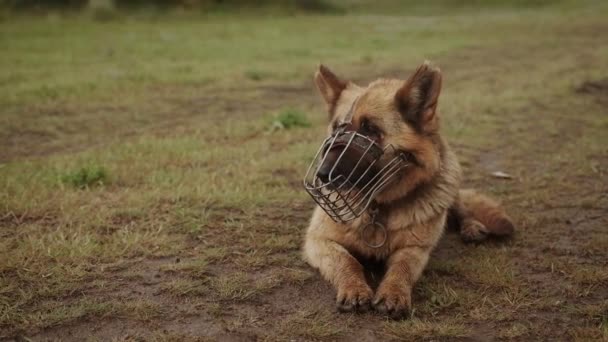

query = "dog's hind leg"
[303,235,373,313]
[452,189,515,242]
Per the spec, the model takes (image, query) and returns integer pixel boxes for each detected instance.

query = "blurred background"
[1,0,607,341]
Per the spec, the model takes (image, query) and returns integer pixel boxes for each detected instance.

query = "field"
[1,1,608,340]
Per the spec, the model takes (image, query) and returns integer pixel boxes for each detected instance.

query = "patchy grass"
[1,0,607,340]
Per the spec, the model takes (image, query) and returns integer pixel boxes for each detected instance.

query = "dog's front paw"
[373,284,411,320]
[336,282,373,313]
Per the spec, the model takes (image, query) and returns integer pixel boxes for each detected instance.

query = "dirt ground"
[1,7,608,342]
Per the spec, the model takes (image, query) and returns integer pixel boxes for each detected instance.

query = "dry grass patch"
[570,326,608,342]
[498,322,530,339]
[383,317,469,340]
[449,246,518,289]
[160,279,208,297]
[207,267,312,303]
[414,274,474,315]
[115,299,164,321]
[569,266,608,286]
[159,258,209,278]
[210,272,280,302]
[274,308,351,341]
[278,268,315,286]
[2,297,162,337]
[14,298,115,332]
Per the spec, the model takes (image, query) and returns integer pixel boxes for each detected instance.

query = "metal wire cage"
[303,128,410,223]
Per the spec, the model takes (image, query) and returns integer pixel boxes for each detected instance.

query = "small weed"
[244,70,267,81]
[270,109,311,130]
[60,165,108,188]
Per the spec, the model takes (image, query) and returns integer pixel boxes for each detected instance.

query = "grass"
[275,308,351,340]
[4,297,163,333]
[161,278,208,297]
[60,164,108,188]
[384,317,469,340]
[270,108,311,130]
[159,258,209,277]
[1,0,608,340]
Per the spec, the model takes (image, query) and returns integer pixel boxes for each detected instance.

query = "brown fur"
[304,62,515,319]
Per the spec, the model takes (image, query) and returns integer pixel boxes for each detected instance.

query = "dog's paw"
[460,219,489,243]
[373,284,411,320]
[336,283,373,313]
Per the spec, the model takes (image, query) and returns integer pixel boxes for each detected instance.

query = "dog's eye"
[401,150,419,166]
[360,119,372,132]
[360,118,381,138]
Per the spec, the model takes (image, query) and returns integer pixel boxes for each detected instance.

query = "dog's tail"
[449,189,515,242]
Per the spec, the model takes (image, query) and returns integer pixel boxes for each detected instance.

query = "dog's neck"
[353,138,462,229]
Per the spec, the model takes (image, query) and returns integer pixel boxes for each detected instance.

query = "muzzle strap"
[342,96,360,124]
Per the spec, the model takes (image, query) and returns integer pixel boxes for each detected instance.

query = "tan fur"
[453,189,515,242]
[304,62,515,319]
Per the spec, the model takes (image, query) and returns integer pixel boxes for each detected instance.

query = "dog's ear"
[314,64,347,117]
[395,61,442,132]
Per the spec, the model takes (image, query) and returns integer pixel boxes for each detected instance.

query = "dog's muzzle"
[303,126,410,223]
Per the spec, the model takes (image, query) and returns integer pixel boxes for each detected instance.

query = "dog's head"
[312,62,444,205]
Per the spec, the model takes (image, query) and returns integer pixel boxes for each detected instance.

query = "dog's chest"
[340,208,447,259]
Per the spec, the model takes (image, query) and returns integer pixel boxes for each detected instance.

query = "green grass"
[270,108,311,130]
[60,164,108,188]
[1,1,608,340]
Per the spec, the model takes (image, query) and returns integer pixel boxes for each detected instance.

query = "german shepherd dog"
[303,62,514,319]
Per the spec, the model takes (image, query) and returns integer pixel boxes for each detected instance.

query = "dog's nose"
[317,164,332,183]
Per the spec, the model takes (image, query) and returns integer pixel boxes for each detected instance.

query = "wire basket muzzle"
[303,130,410,223]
